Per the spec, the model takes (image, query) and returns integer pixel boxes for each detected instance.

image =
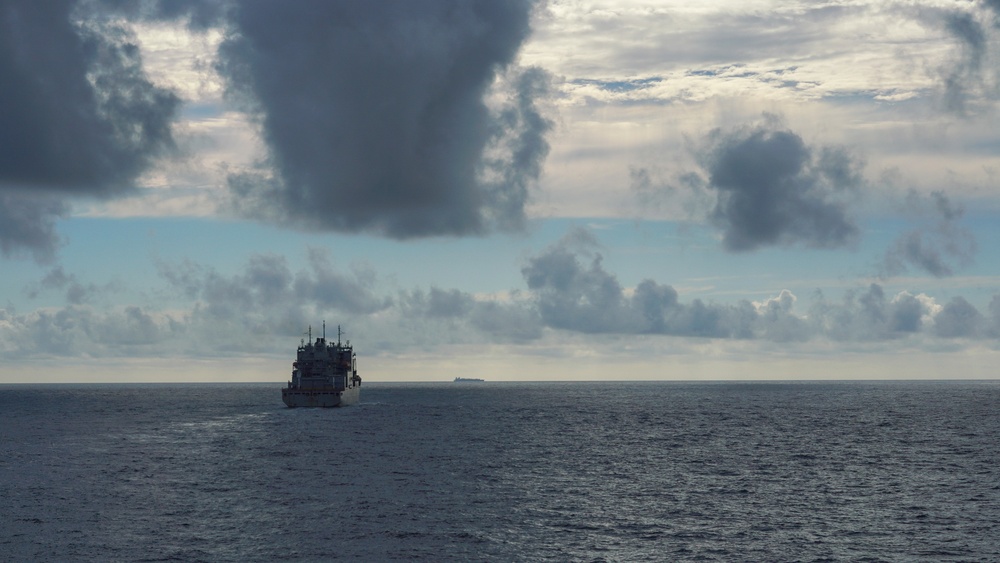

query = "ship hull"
[282,385,360,408]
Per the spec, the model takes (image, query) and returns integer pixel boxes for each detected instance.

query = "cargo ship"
[282,323,361,407]
[454,377,484,382]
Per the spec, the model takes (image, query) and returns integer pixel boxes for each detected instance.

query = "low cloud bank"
[5,229,1000,360]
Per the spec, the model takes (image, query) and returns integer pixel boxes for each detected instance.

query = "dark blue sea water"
[2,381,999,561]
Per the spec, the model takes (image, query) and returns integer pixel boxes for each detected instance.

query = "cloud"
[989,294,1000,338]
[522,231,633,333]
[0,193,68,263]
[518,229,1000,344]
[3,249,396,359]
[0,0,180,260]
[0,304,183,359]
[881,190,976,278]
[633,117,865,252]
[933,296,983,338]
[630,166,714,221]
[399,286,542,343]
[23,265,120,305]
[941,9,988,114]
[294,249,392,315]
[5,226,1000,360]
[520,228,801,340]
[807,285,942,342]
[988,0,1000,23]
[911,2,1000,114]
[158,250,392,337]
[217,0,550,238]
[696,117,864,252]
[400,287,475,319]
[96,0,229,31]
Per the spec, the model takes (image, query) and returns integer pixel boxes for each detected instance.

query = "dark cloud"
[0,0,180,260]
[696,119,863,252]
[882,190,976,278]
[217,0,550,238]
[883,232,953,278]
[0,193,67,263]
[942,10,987,114]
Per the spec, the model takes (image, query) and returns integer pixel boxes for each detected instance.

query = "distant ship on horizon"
[454,377,485,383]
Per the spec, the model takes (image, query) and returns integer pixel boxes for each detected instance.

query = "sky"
[3,0,1000,383]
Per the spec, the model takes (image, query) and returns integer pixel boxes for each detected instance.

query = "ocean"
[2,381,999,561]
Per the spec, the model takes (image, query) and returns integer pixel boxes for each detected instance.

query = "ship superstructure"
[282,323,361,407]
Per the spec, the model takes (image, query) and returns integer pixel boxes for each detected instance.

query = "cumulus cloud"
[398,286,542,343]
[5,230,1000,360]
[520,228,802,340]
[807,285,944,342]
[158,250,392,337]
[1,0,550,262]
[933,296,983,338]
[636,117,865,252]
[217,0,550,238]
[698,118,864,252]
[0,0,180,260]
[518,229,1000,344]
[0,304,183,359]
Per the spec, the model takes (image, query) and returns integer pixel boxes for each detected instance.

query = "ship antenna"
[308,325,312,342]
[323,320,326,340]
